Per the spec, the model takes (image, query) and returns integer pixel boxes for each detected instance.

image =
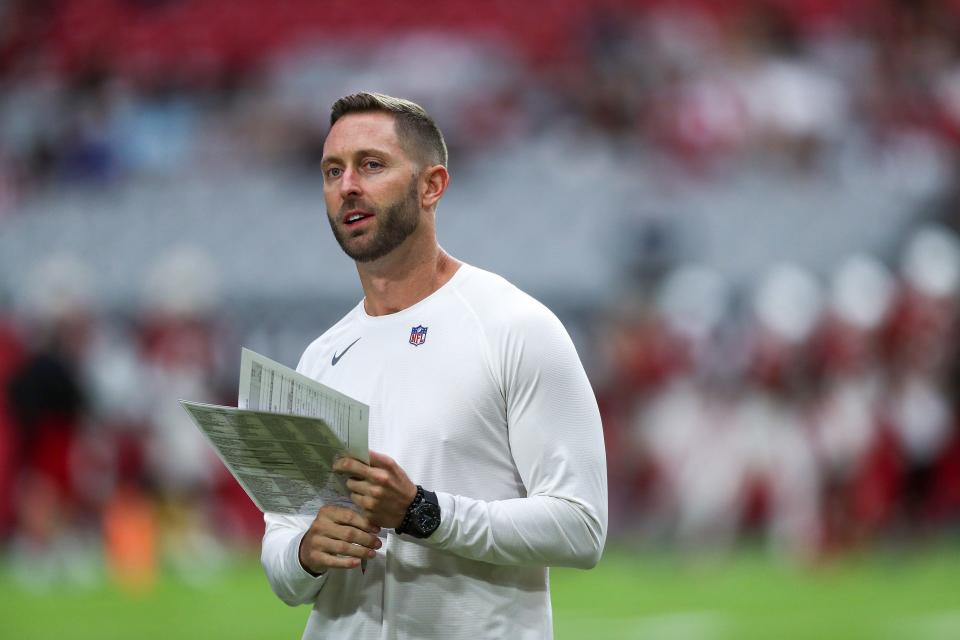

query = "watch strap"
[396,486,424,536]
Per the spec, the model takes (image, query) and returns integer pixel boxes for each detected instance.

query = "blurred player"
[260,92,608,639]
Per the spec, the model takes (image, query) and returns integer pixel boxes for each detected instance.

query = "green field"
[2,546,958,639]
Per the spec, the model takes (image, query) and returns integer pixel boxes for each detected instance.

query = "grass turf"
[2,546,958,639]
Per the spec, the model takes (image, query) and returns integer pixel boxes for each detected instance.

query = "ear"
[420,164,449,210]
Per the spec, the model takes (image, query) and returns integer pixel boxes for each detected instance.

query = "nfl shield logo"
[409,325,428,346]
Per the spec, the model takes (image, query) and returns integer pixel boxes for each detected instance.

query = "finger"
[304,525,379,559]
[316,535,379,559]
[368,450,396,469]
[345,478,369,494]
[334,456,375,481]
[322,522,382,551]
[346,478,388,499]
[307,549,363,569]
[350,492,375,511]
[333,454,366,472]
[318,505,380,534]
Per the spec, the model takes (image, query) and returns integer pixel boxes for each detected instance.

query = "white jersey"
[261,263,608,640]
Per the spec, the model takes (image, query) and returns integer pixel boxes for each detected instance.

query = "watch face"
[414,503,441,535]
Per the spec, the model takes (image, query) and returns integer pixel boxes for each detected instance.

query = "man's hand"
[298,505,381,575]
[334,451,417,529]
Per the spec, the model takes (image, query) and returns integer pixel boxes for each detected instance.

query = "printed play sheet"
[238,347,367,454]
[179,348,369,516]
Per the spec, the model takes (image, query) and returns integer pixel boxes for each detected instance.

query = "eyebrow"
[321,148,391,167]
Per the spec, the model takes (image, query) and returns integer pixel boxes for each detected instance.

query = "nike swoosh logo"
[331,338,361,366]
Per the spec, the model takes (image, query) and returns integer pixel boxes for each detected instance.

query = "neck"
[356,232,461,316]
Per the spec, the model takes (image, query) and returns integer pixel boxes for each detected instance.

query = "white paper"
[238,348,368,462]
[177,348,370,516]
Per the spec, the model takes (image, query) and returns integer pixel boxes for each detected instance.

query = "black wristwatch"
[395,485,441,539]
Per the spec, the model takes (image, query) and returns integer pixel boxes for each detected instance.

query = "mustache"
[338,199,377,216]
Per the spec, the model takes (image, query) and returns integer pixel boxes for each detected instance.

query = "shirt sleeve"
[421,304,608,569]
[261,512,328,606]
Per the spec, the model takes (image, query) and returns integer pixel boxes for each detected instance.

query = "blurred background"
[1,0,959,638]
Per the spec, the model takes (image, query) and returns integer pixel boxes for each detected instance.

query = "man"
[261,92,607,639]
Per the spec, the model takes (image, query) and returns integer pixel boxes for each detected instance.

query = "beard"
[327,177,420,263]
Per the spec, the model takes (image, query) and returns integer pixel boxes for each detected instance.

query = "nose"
[339,166,363,199]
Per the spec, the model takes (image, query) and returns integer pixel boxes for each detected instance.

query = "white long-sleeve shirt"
[261,263,608,639]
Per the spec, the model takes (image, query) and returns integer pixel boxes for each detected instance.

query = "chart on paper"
[178,347,369,516]
[179,401,366,514]
[238,347,367,453]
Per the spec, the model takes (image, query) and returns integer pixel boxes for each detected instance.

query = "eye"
[325,166,342,179]
[363,159,383,170]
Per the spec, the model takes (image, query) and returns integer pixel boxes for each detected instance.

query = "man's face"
[321,112,422,263]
